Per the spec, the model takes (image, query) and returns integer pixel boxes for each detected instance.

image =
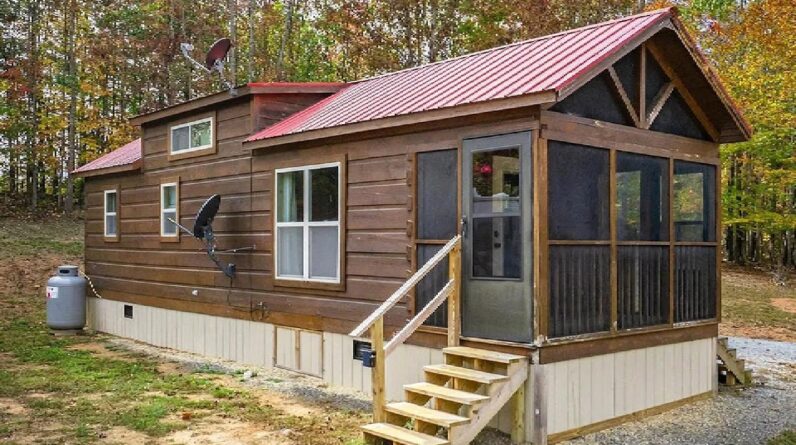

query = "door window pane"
[277,226,304,277]
[310,167,338,222]
[472,216,521,279]
[277,171,304,222]
[548,142,609,240]
[616,152,669,241]
[472,148,520,215]
[309,226,338,279]
[674,162,715,241]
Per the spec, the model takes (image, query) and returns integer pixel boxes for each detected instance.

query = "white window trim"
[274,162,342,284]
[160,182,179,237]
[103,189,118,237]
[169,117,214,154]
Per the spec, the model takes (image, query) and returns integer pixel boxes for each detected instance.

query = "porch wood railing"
[349,234,462,422]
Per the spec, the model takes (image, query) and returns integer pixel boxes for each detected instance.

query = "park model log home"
[73,8,751,445]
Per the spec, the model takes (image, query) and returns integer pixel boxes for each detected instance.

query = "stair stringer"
[451,361,529,445]
[716,337,752,385]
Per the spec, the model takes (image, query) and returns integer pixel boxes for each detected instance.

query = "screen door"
[461,132,532,343]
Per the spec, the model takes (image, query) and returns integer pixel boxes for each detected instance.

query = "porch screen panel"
[548,142,610,240]
[548,141,610,338]
[618,246,669,329]
[674,161,716,242]
[549,246,611,337]
[415,149,457,327]
[675,246,717,322]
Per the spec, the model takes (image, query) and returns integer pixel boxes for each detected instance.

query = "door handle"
[461,216,467,238]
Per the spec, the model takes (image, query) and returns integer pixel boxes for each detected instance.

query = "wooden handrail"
[349,235,461,338]
[384,279,454,355]
[350,234,462,424]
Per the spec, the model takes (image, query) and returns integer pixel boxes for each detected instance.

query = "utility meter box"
[46,265,86,331]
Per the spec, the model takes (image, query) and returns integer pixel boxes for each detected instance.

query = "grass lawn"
[0,217,367,444]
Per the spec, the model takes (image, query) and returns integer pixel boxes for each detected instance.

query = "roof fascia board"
[71,159,143,178]
[129,87,253,126]
[248,84,346,94]
[665,18,752,141]
[243,90,556,150]
[556,18,674,102]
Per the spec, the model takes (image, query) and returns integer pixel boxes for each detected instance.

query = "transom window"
[170,117,213,154]
[104,190,118,238]
[161,183,179,237]
[275,163,341,283]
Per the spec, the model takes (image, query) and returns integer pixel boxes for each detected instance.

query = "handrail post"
[447,240,461,347]
[371,315,386,422]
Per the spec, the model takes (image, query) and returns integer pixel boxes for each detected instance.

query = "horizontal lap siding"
[87,108,536,334]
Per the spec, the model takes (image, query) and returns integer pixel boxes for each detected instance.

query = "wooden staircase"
[362,346,529,445]
[717,337,753,386]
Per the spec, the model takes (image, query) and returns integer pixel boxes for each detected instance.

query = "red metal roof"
[247,8,673,143]
[72,138,142,176]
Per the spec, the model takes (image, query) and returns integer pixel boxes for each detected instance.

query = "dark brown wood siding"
[84,102,538,335]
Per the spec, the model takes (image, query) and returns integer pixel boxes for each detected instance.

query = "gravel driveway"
[565,337,796,445]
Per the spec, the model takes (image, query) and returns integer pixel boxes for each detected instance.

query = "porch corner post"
[371,316,386,422]
[447,240,462,347]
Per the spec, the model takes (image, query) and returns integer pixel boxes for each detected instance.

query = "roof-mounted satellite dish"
[168,194,254,278]
[180,38,236,96]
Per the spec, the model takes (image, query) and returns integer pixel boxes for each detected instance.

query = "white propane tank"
[46,265,86,331]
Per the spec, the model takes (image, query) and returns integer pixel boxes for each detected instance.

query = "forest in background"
[0,0,793,269]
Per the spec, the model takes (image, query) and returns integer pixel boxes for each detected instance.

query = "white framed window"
[103,189,118,238]
[275,162,341,283]
[160,183,179,237]
[170,117,213,154]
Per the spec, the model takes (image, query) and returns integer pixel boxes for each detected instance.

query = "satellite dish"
[180,38,236,95]
[205,38,232,70]
[167,194,254,278]
[193,194,221,238]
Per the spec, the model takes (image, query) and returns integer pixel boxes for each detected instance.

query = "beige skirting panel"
[539,337,717,437]
[87,299,716,444]
[86,298,444,402]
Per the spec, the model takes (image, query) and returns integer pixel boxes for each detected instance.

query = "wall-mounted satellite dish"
[180,38,236,95]
[168,194,254,278]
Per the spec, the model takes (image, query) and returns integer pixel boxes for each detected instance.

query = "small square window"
[123,305,133,319]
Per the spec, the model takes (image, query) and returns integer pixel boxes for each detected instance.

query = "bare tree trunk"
[65,0,78,214]
[276,0,294,81]
[26,0,41,210]
[228,0,237,85]
[247,0,256,81]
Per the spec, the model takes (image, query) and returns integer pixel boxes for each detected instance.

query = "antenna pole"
[180,43,212,74]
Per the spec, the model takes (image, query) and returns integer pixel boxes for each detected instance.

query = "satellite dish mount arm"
[202,225,236,279]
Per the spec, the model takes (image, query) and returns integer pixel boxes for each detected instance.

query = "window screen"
[415,149,457,327]
[618,246,669,329]
[614,48,640,111]
[675,246,717,322]
[616,152,669,241]
[417,150,457,240]
[645,50,669,110]
[650,90,710,140]
[548,142,610,240]
[674,161,716,242]
[549,245,611,337]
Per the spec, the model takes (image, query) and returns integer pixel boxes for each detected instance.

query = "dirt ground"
[1,217,795,444]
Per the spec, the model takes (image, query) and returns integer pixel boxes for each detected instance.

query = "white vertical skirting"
[87,299,715,443]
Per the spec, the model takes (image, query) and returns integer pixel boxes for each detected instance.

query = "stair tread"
[424,364,508,384]
[405,382,490,405]
[362,423,449,445]
[386,402,470,427]
[443,346,527,364]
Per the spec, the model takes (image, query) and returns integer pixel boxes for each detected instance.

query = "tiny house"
[73,8,750,444]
